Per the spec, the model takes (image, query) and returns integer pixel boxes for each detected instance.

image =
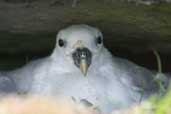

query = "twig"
[153,49,166,94]
[153,50,162,73]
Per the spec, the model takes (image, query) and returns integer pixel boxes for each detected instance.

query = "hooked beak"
[72,48,92,76]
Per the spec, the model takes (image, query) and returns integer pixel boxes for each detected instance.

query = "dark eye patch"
[96,36,102,44]
[58,39,66,47]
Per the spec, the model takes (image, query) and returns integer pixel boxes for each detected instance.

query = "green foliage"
[142,87,171,114]
[155,90,171,114]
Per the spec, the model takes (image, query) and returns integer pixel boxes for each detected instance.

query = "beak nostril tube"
[81,52,87,59]
[72,48,92,76]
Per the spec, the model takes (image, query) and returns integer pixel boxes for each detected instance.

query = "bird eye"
[96,36,102,45]
[58,39,65,47]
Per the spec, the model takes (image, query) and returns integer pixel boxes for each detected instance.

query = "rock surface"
[0,0,171,71]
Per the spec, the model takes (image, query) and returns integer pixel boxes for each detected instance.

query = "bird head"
[54,25,104,76]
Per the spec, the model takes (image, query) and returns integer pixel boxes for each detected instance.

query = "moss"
[1,0,171,53]
[57,0,171,52]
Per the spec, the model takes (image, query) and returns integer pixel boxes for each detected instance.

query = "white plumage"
[0,24,168,113]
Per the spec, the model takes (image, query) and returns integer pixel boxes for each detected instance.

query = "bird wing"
[0,57,49,94]
[0,72,17,94]
[113,56,170,99]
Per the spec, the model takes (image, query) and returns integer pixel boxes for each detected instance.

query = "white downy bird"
[0,24,169,113]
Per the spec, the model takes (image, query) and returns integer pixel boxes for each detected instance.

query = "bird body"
[0,25,168,113]
[5,48,137,112]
